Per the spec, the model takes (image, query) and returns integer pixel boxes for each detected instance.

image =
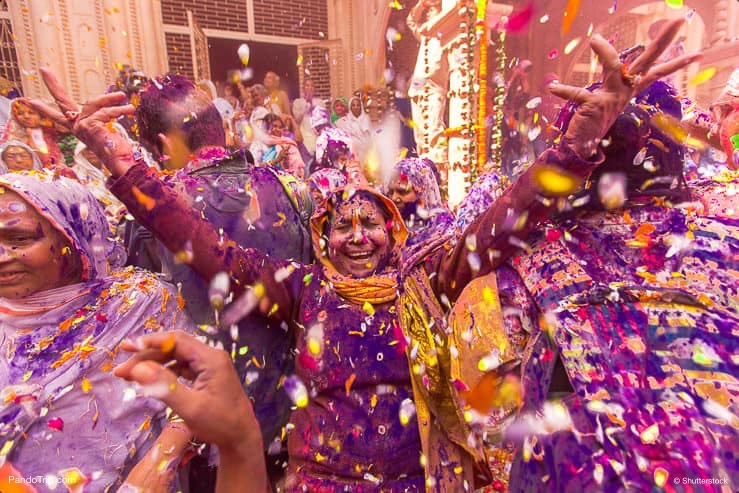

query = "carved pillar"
[8,0,168,101]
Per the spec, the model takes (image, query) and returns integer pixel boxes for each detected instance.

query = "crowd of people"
[0,16,737,493]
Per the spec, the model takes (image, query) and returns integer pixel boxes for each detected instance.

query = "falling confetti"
[208,272,231,310]
[131,185,156,211]
[237,43,250,65]
[285,375,309,407]
[547,49,559,60]
[539,14,549,23]
[564,37,581,55]
[505,2,534,33]
[665,0,683,9]
[597,172,627,209]
[689,67,717,86]
[533,165,580,195]
[399,398,416,425]
[47,417,64,431]
[561,0,581,35]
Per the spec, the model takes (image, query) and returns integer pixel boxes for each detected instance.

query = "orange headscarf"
[310,186,408,305]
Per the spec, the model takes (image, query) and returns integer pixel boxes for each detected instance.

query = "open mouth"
[346,251,374,261]
[0,271,24,283]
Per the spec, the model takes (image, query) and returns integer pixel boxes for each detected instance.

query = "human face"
[2,146,35,171]
[350,98,362,117]
[269,118,285,137]
[264,72,278,90]
[303,80,315,100]
[327,194,391,278]
[14,103,40,128]
[334,100,348,118]
[0,189,81,298]
[387,173,418,220]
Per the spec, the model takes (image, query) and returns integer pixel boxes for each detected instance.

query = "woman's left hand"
[550,18,701,158]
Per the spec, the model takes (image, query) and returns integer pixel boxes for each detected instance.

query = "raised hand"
[549,18,701,158]
[27,68,136,177]
[114,331,270,492]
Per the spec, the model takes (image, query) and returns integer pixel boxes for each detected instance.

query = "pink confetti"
[505,2,535,33]
[47,417,64,431]
[548,49,559,60]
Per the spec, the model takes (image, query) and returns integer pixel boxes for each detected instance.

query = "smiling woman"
[0,172,195,492]
[0,189,80,298]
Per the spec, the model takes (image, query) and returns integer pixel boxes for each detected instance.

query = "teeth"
[348,253,372,259]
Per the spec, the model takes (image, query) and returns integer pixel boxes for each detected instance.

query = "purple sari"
[0,172,193,491]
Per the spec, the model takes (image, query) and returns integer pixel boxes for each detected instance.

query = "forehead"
[0,189,41,225]
[333,195,385,219]
[3,146,31,156]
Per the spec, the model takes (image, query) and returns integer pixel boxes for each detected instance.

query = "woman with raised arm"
[33,19,698,493]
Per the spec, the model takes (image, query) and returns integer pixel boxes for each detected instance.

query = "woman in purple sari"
[0,172,194,491]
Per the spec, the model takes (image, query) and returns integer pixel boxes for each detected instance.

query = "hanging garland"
[490,26,506,184]
[474,0,488,184]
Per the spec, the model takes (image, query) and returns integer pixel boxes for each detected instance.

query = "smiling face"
[350,98,362,117]
[268,117,285,137]
[333,100,348,118]
[0,189,81,298]
[2,146,35,171]
[327,194,392,278]
[387,173,418,220]
[14,102,41,128]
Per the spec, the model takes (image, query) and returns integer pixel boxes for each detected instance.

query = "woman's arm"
[435,144,601,303]
[109,161,297,320]
[31,68,298,322]
[122,421,193,493]
[435,20,701,303]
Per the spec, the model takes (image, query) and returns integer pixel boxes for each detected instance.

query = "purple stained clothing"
[107,144,601,490]
[507,205,738,492]
[0,172,194,491]
[133,150,313,456]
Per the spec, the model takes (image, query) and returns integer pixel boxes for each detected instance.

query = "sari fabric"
[508,205,738,492]
[0,172,192,492]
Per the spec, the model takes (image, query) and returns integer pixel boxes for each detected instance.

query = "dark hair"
[262,113,283,131]
[135,74,226,157]
[555,80,689,207]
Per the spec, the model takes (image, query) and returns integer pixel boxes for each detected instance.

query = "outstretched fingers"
[25,99,69,128]
[628,18,685,75]
[39,67,78,114]
[637,53,703,91]
[126,360,199,417]
[590,34,620,72]
[549,82,591,104]
[85,104,136,125]
[81,92,129,116]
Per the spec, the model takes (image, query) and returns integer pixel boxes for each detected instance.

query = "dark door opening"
[207,38,299,100]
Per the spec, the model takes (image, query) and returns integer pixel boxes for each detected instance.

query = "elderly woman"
[0,171,194,491]
[1,99,63,167]
[35,19,697,492]
[0,140,43,173]
[385,156,454,255]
